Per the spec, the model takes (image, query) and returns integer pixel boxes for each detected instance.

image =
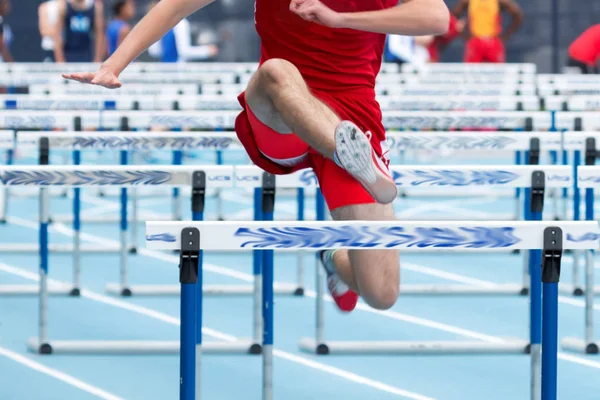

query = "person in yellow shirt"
[453,0,522,63]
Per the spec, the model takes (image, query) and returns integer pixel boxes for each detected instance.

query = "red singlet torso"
[254,0,398,96]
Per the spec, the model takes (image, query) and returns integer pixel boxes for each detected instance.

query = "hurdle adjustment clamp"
[179,228,200,285]
[530,170,545,214]
[585,138,597,166]
[542,227,562,284]
[528,138,540,165]
[39,137,49,166]
[192,171,206,214]
[262,172,276,214]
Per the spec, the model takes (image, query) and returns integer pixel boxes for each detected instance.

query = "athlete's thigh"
[244,68,292,134]
[330,201,400,297]
[488,39,506,63]
[464,38,483,63]
[316,156,399,293]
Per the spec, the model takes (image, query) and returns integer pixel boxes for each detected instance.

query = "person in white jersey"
[146,0,217,62]
[38,0,60,61]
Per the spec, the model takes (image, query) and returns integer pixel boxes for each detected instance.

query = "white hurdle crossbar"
[146,217,594,400]
[0,163,256,355]
[561,165,600,354]
[299,165,572,360]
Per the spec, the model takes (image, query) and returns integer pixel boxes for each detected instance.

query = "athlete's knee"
[358,257,400,310]
[363,282,399,310]
[258,58,301,90]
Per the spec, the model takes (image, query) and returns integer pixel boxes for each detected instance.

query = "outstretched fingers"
[62,72,96,83]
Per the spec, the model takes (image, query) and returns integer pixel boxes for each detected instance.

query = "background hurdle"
[0,163,262,355]
[299,165,571,358]
[146,217,591,400]
[562,164,600,354]
[0,130,13,223]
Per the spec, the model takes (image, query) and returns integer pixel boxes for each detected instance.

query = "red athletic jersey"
[254,0,399,96]
[569,24,600,66]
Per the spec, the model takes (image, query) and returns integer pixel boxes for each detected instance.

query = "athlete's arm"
[451,0,470,40]
[451,0,469,18]
[499,0,522,41]
[93,0,105,62]
[38,3,51,38]
[291,0,450,36]
[63,0,215,87]
[173,19,217,61]
[0,27,12,62]
[53,0,66,62]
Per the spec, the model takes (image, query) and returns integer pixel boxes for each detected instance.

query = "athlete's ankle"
[332,150,343,169]
[321,249,339,276]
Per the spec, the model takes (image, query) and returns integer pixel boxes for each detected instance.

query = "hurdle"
[562,164,600,354]
[146,217,594,400]
[0,130,13,223]
[1,93,544,112]
[0,163,259,355]
[110,165,310,300]
[399,62,537,75]
[300,165,572,356]
[381,110,549,131]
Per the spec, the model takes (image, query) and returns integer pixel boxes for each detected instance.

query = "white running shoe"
[334,121,398,204]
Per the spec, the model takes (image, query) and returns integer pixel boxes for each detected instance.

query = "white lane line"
[0,345,124,400]
[0,262,431,400]
[401,261,600,313]
[7,215,600,371]
[396,197,499,219]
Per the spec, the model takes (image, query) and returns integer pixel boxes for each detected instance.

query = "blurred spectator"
[38,0,60,62]
[385,35,431,65]
[453,0,523,63]
[147,0,218,63]
[384,35,414,65]
[106,0,135,57]
[54,0,105,62]
[427,15,465,63]
[0,0,13,62]
[567,24,600,74]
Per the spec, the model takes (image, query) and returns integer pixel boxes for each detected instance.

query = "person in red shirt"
[568,24,600,74]
[62,0,449,312]
[427,14,464,62]
[453,0,522,63]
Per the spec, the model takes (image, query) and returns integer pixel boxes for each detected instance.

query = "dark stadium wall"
[4,0,600,67]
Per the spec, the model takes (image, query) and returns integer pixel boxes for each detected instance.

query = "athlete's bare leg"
[329,202,400,310]
[245,58,339,158]
[245,59,399,309]
[245,58,398,205]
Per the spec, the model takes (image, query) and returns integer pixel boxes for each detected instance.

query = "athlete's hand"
[61,65,122,89]
[290,0,344,28]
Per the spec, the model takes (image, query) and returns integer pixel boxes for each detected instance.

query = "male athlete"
[63,0,449,312]
[453,0,522,63]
